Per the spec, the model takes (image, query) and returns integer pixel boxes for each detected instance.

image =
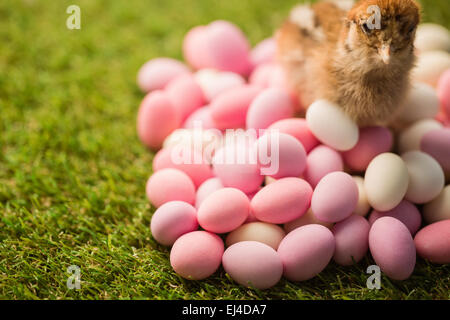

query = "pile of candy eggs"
[137,20,450,290]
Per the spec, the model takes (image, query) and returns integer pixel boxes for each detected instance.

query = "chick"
[277,0,421,126]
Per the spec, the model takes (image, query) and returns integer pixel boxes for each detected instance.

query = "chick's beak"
[378,44,391,64]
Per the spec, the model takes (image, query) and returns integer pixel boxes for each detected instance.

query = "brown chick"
[276,0,421,126]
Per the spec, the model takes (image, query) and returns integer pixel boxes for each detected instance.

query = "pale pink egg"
[210,85,262,130]
[137,58,190,92]
[438,69,450,118]
[170,231,224,280]
[251,177,312,224]
[194,69,245,102]
[212,141,263,194]
[197,188,249,234]
[183,26,211,70]
[225,222,285,250]
[311,172,359,223]
[414,219,450,264]
[268,118,320,153]
[332,215,370,266]
[368,200,422,235]
[152,147,214,188]
[249,63,277,88]
[303,145,344,188]
[222,241,283,289]
[255,132,307,179]
[150,201,198,246]
[137,91,181,150]
[183,106,216,129]
[421,128,450,173]
[369,217,416,280]
[277,224,335,281]
[205,20,252,75]
[166,74,205,121]
[195,178,224,209]
[246,88,295,131]
[250,38,276,67]
[343,126,393,172]
[146,168,196,207]
[284,209,334,234]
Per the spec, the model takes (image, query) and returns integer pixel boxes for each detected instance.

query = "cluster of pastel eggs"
[136,20,450,290]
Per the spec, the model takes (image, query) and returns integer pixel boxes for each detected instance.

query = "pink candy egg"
[343,126,393,172]
[206,20,252,75]
[332,215,370,266]
[246,88,294,131]
[183,26,211,70]
[249,63,277,88]
[225,222,286,250]
[414,220,450,264]
[212,142,263,194]
[195,178,224,209]
[170,231,224,280]
[421,128,450,174]
[255,132,307,179]
[222,241,283,290]
[268,118,320,153]
[152,147,214,188]
[303,145,344,188]
[250,38,276,68]
[437,69,450,118]
[197,188,249,234]
[146,168,196,207]
[137,91,181,150]
[369,200,422,235]
[311,172,359,223]
[369,217,416,280]
[166,74,205,121]
[183,106,216,129]
[150,201,198,246]
[137,58,190,92]
[251,178,312,224]
[210,85,262,130]
[284,209,334,233]
[194,69,245,102]
[277,224,335,281]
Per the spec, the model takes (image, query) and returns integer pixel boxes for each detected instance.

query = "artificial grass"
[0,0,449,300]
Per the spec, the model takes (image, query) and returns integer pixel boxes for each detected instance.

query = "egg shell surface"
[421,128,450,173]
[303,145,344,188]
[423,185,450,223]
[369,200,422,235]
[414,220,450,264]
[225,222,286,250]
[166,74,205,121]
[137,58,190,92]
[398,119,443,154]
[352,176,371,217]
[284,209,334,233]
[268,118,320,153]
[195,177,224,209]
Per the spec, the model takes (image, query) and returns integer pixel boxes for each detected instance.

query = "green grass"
[0,0,449,300]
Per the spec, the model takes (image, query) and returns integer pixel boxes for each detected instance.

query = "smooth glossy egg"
[183,26,211,70]
[250,38,276,67]
[137,91,181,150]
[402,151,445,204]
[197,188,249,233]
[397,83,440,124]
[170,231,224,280]
[421,128,450,174]
[303,145,344,188]
[332,215,370,266]
[137,58,190,92]
[195,178,224,209]
[398,119,443,153]
[210,85,262,130]
[150,201,198,246]
[194,69,245,102]
[369,217,416,280]
[225,222,286,250]
[251,177,313,224]
[369,200,422,235]
[278,224,335,281]
[268,118,320,153]
[364,153,409,212]
[311,172,359,223]
[423,185,450,223]
[306,100,359,151]
[146,168,196,207]
[183,106,216,129]
[246,88,294,131]
[166,74,205,121]
[222,241,283,289]
[414,220,450,264]
[255,132,307,179]
[343,126,393,171]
